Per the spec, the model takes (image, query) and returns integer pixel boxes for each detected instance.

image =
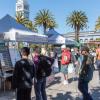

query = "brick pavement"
[0,70,100,100]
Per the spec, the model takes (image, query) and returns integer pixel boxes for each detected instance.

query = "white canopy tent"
[4,29,48,43]
[0,14,48,43]
[0,15,48,67]
[47,29,75,45]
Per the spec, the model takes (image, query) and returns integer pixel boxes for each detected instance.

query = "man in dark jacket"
[12,47,34,100]
[78,46,94,100]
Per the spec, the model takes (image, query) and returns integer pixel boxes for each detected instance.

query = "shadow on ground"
[47,76,61,88]
[48,92,81,100]
[68,77,78,84]
[49,92,73,100]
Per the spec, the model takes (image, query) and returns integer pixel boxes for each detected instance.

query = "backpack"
[61,50,71,65]
[34,55,54,78]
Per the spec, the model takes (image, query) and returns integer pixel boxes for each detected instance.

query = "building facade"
[16,0,29,19]
[63,31,100,44]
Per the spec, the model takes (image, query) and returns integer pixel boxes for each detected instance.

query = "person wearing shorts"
[61,64,69,84]
[61,45,71,85]
[61,65,68,75]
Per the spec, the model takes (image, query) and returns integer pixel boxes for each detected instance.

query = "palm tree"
[47,20,57,29]
[66,11,88,42]
[34,9,56,34]
[25,21,38,32]
[95,17,100,31]
[16,12,28,26]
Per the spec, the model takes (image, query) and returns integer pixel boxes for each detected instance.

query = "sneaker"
[63,80,68,85]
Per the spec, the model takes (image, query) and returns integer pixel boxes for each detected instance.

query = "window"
[90,38,93,41]
[17,5,22,10]
[24,5,29,10]
[85,39,88,42]
[24,11,29,18]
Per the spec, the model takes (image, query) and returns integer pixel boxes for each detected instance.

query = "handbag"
[68,63,75,74]
[52,57,59,73]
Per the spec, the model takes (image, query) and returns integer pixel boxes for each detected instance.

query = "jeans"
[78,79,93,100]
[34,77,47,100]
[96,60,100,68]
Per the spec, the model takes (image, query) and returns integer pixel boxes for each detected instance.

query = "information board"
[0,42,12,67]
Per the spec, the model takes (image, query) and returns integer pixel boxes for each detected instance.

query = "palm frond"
[66,10,88,41]
[34,9,57,33]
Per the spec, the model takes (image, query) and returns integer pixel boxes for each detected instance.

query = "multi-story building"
[63,31,100,44]
[16,0,29,19]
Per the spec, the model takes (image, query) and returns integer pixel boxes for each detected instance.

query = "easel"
[0,60,13,92]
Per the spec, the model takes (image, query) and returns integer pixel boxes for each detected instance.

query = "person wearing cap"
[61,45,71,85]
[78,46,94,100]
[12,47,35,100]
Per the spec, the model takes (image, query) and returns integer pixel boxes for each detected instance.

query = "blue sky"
[0,0,100,34]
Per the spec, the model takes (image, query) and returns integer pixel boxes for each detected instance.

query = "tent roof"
[0,14,31,33]
[0,14,48,43]
[47,29,75,45]
[47,29,65,44]
[48,34,65,44]
[47,28,59,34]
[46,28,60,37]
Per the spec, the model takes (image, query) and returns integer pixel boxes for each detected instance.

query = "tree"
[16,13,38,32]
[25,21,38,32]
[47,20,57,29]
[16,12,28,25]
[95,17,100,31]
[66,11,88,42]
[34,9,56,34]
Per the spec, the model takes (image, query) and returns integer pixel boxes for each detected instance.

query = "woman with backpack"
[32,46,46,100]
[33,47,53,100]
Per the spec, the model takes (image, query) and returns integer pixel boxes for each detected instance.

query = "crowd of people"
[12,44,100,100]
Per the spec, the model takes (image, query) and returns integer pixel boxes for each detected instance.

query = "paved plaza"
[0,70,100,100]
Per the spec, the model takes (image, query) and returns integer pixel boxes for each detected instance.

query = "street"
[0,70,100,100]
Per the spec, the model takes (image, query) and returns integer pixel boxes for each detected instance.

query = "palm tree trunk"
[75,27,79,43]
[43,23,46,34]
[75,30,77,41]
[75,26,78,42]
[77,30,79,42]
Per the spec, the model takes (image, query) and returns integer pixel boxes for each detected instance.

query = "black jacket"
[12,59,34,89]
[79,54,94,82]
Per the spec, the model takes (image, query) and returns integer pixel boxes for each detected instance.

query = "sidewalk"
[0,70,100,100]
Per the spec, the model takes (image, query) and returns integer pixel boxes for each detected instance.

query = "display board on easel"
[0,42,12,67]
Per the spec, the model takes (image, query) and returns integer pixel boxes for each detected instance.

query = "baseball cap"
[61,45,66,49]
